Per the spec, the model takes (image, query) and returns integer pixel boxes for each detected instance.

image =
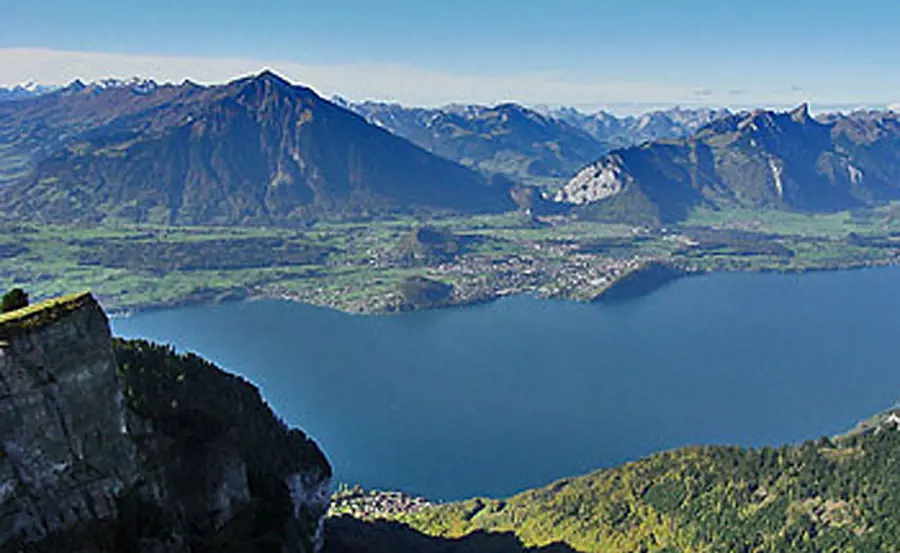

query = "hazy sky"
[1,0,897,109]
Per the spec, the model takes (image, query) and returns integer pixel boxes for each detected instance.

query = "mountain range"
[341,100,609,189]
[1,82,736,191]
[547,105,732,147]
[2,74,900,227]
[342,100,735,190]
[556,105,900,225]
[0,72,513,225]
[0,82,63,102]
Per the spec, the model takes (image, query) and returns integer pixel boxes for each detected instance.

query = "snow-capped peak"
[0,81,59,100]
[330,94,350,109]
[87,76,160,94]
[0,77,164,96]
[6,81,58,94]
[17,81,43,92]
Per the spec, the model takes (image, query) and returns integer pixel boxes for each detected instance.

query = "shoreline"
[102,258,900,319]
[326,400,900,521]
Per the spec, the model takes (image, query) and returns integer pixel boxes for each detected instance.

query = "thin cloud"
[0,47,725,107]
[0,47,888,108]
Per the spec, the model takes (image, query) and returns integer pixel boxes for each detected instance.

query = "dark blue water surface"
[110,268,900,501]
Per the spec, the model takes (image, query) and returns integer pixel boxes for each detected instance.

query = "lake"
[110,268,900,501]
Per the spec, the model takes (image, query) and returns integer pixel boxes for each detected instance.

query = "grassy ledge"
[0,290,93,336]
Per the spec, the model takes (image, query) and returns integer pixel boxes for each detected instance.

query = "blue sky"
[1,0,898,110]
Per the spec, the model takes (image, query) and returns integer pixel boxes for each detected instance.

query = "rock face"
[0,292,331,552]
[554,154,630,205]
[0,293,136,543]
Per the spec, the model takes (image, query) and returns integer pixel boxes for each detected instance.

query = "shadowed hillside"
[400,425,900,552]
[0,72,514,225]
[556,106,900,225]
[327,517,579,553]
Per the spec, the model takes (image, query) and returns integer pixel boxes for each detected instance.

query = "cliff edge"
[0,292,331,552]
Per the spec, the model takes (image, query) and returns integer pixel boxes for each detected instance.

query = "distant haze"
[0,47,895,114]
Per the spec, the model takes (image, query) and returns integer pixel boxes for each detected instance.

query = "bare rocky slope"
[0,292,331,552]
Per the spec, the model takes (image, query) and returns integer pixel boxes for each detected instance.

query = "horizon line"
[1,47,897,115]
[1,74,894,118]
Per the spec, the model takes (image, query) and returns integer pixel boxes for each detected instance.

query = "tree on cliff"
[1,288,28,313]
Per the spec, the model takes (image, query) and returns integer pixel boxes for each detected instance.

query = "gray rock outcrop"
[0,292,331,552]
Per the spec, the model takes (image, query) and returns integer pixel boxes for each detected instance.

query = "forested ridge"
[396,425,900,552]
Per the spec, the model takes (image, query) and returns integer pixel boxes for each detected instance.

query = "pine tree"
[1,288,28,313]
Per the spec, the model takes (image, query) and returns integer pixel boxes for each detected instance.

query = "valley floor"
[2,206,900,316]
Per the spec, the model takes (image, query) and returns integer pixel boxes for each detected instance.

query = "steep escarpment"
[0,292,331,552]
[114,338,332,552]
[0,293,137,545]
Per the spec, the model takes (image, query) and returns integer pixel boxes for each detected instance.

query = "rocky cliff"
[0,293,136,546]
[0,292,331,552]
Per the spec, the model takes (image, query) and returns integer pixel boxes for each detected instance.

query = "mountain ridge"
[555,105,900,225]
[398,418,900,552]
[4,73,900,227]
[342,101,748,191]
[548,105,733,148]
[344,100,609,189]
[0,71,515,225]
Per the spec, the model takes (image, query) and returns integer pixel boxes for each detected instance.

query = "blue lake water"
[110,268,900,501]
